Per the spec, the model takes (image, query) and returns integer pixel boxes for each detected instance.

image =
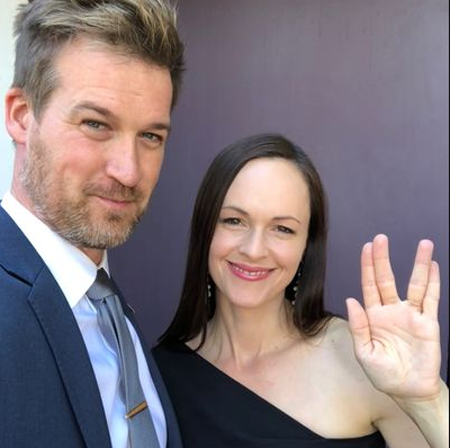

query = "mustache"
[83,181,144,203]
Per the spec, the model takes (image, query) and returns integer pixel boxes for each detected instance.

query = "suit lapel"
[28,268,112,448]
[0,207,112,448]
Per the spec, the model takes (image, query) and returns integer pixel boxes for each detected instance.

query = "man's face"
[16,38,173,260]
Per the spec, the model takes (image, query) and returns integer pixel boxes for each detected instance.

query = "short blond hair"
[13,0,185,116]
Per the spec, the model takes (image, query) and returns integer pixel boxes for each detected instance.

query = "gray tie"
[86,269,160,448]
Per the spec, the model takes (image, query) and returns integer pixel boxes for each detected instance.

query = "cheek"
[69,154,99,173]
[209,229,235,258]
[58,155,101,187]
[45,134,102,176]
[282,243,307,274]
[207,230,232,274]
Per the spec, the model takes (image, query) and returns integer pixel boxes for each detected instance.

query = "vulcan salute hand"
[346,234,448,448]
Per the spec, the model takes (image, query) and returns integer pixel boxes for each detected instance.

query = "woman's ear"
[5,88,32,145]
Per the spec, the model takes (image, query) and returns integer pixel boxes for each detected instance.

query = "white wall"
[0,0,22,197]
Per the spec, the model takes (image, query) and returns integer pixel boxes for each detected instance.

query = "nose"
[238,229,268,260]
[105,137,141,187]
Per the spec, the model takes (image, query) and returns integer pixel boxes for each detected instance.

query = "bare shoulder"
[312,318,392,417]
[318,318,430,447]
[314,317,375,386]
[319,317,394,395]
[317,316,359,360]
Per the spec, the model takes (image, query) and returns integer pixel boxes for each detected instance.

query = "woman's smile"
[227,261,273,281]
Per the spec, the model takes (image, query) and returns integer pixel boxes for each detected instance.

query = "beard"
[19,135,149,249]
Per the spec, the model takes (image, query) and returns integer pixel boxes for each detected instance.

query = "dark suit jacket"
[0,206,183,448]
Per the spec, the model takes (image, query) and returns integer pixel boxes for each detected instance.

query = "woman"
[153,134,448,447]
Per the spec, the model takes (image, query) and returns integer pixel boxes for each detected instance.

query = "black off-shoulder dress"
[153,343,386,448]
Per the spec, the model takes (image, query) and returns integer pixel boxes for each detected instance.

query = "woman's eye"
[221,217,242,226]
[276,225,294,234]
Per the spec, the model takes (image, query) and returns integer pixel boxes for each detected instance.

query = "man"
[0,0,184,447]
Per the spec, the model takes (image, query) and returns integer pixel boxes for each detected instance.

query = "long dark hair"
[159,134,333,347]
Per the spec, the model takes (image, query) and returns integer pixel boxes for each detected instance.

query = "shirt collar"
[1,191,110,308]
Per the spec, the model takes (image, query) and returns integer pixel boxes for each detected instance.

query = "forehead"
[223,158,310,217]
[48,37,173,119]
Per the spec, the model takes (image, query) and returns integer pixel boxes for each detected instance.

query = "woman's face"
[208,157,310,311]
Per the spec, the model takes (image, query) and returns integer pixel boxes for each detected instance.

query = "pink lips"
[228,262,273,282]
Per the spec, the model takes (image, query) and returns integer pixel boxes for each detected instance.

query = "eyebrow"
[221,205,302,224]
[70,101,172,133]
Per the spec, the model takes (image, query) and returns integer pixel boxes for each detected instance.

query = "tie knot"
[86,268,116,302]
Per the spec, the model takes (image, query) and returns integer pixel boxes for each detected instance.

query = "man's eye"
[221,217,241,226]
[83,120,105,130]
[141,132,163,143]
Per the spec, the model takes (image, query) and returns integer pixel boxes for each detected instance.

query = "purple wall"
[111,0,449,378]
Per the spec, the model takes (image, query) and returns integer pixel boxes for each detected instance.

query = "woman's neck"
[200,299,299,369]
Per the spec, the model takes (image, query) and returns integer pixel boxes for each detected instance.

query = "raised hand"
[346,234,442,400]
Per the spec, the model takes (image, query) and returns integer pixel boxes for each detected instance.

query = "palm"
[347,235,441,399]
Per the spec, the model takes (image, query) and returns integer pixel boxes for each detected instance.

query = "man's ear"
[5,88,33,145]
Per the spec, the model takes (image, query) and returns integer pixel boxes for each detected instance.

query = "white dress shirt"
[1,192,167,448]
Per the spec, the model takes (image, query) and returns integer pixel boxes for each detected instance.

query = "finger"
[406,239,434,309]
[361,242,382,309]
[346,298,372,354]
[422,261,440,319]
[373,234,399,305]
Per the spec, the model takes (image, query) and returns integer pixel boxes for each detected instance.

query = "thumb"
[346,298,372,353]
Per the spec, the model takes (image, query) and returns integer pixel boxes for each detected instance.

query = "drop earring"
[286,262,303,304]
[206,275,212,305]
[293,269,301,293]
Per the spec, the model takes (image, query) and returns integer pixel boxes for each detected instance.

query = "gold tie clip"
[125,400,148,419]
